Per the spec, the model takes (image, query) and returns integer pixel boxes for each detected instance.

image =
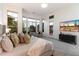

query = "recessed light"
[41,3,48,8]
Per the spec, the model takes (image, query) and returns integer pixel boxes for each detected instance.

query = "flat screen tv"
[60,20,79,32]
[59,33,76,45]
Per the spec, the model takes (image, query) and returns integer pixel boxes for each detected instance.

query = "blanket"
[27,36,54,56]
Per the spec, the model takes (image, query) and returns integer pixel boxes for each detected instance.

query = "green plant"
[8,15,17,33]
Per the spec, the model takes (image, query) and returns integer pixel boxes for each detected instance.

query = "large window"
[28,19,36,32]
[22,18,40,33]
[42,20,44,32]
[36,20,40,33]
[28,18,40,33]
[22,17,27,33]
[49,20,53,35]
[7,11,18,33]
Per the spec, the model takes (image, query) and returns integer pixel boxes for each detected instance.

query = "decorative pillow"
[24,33,31,44]
[10,33,19,47]
[1,36,13,52]
[18,33,25,43]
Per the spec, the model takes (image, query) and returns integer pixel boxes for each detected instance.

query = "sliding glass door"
[28,19,40,33]
[22,18,40,33]
[28,19,36,32]
[49,20,53,35]
[22,17,27,33]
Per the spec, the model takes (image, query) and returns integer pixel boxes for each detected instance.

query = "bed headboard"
[0,24,6,35]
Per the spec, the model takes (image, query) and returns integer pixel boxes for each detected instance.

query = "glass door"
[49,20,53,36]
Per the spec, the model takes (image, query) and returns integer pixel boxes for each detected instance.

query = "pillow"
[1,36,13,52]
[18,33,25,43]
[10,33,19,47]
[24,33,31,44]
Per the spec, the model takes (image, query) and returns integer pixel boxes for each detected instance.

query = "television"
[59,33,77,45]
[60,20,79,32]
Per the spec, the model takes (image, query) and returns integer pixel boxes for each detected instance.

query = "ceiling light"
[41,3,48,8]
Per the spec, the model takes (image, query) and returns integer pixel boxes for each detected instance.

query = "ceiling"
[21,3,71,16]
[4,3,71,16]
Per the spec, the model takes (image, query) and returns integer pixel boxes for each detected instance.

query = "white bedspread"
[27,36,53,56]
[0,36,53,56]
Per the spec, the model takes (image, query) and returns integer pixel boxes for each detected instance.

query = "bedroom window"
[49,20,53,35]
[27,18,40,33]
[28,19,36,32]
[22,18,41,34]
[42,20,44,32]
[36,20,40,33]
[7,11,18,33]
[22,17,27,33]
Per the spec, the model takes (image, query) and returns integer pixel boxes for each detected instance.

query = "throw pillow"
[1,36,13,52]
[24,33,31,44]
[10,33,19,47]
[18,33,25,43]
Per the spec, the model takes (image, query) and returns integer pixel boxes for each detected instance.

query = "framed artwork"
[60,20,79,32]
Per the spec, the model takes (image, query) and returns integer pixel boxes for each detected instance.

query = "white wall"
[44,4,79,55]
[0,4,4,25]
[0,4,4,41]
